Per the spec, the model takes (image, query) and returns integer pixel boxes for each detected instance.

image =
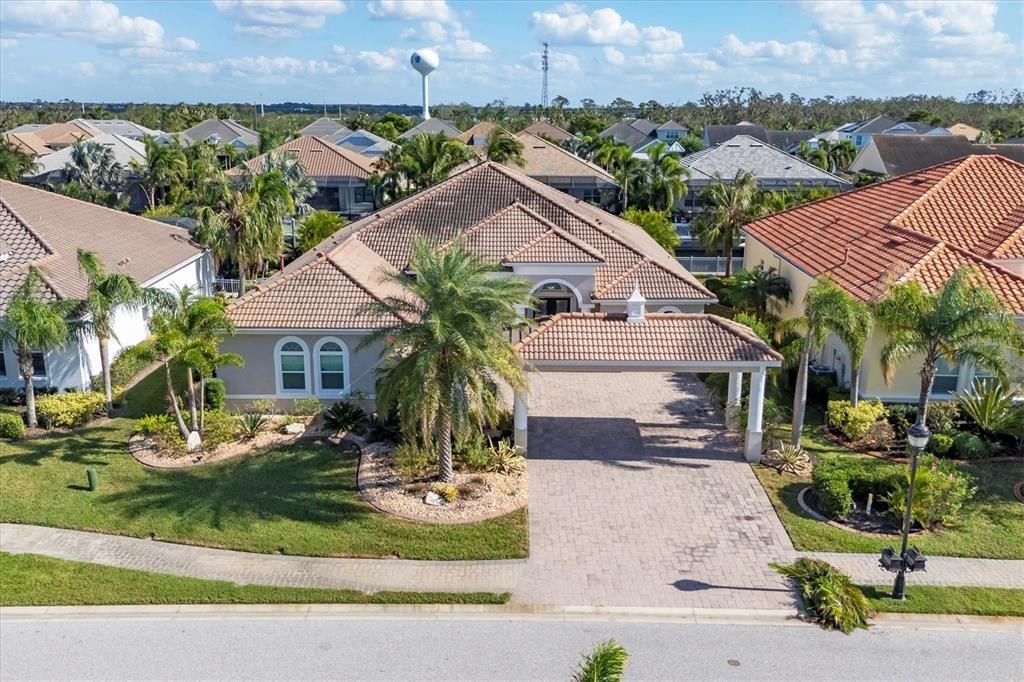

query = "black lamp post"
[890,420,931,600]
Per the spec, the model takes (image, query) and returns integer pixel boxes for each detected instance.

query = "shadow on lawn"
[102,445,372,530]
[0,422,125,468]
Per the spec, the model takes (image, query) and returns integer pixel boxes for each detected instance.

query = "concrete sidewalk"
[803,552,1024,589]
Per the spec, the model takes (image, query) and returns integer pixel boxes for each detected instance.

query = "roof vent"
[0,252,9,263]
[626,283,646,324]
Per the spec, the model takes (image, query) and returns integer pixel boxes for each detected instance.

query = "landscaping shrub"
[0,388,20,406]
[322,401,366,434]
[0,412,25,440]
[94,339,157,390]
[394,441,437,481]
[292,397,322,416]
[237,412,268,439]
[811,461,855,518]
[204,379,226,410]
[952,431,989,460]
[927,432,955,457]
[489,440,525,474]
[811,457,902,519]
[35,391,106,429]
[245,399,276,415]
[433,482,458,503]
[827,400,886,442]
[861,420,896,451]
[366,412,401,444]
[455,432,491,472]
[763,441,811,475]
[203,409,240,446]
[926,402,960,435]
[774,558,872,633]
[885,404,917,441]
[138,410,239,452]
[885,454,976,528]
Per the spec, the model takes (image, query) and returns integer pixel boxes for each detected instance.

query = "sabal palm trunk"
[99,335,113,414]
[437,408,454,483]
[916,357,937,426]
[185,368,199,432]
[791,344,811,447]
[849,364,861,407]
[18,350,37,429]
[165,361,190,440]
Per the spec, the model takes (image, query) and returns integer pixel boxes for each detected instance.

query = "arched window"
[314,337,349,396]
[658,306,682,313]
[275,337,310,395]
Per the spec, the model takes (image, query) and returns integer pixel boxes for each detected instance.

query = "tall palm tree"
[0,138,39,180]
[361,238,533,482]
[824,139,858,173]
[64,140,123,191]
[131,137,187,210]
[396,133,472,190]
[837,298,872,407]
[874,268,1021,425]
[722,265,791,319]
[785,276,866,446]
[296,210,346,253]
[177,141,229,210]
[76,249,173,414]
[644,141,689,211]
[690,171,759,276]
[0,268,78,428]
[149,287,241,447]
[245,150,317,215]
[482,128,525,166]
[797,140,828,170]
[595,142,646,211]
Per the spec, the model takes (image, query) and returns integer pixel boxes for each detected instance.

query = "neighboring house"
[227,136,375,217]
[331,129,395,158]
[0,180,212,392]
[2,131,51,156]
[218,161,719,409]
[946,123,983,141]
[299,118,351,139]
[833,116,954,150]
[21,133,149,211]
[850,134,1024,177]
[509,132,618,210]
[83,119,160,140]
[4,120,99,151]
[743,154,1024,402]
[601,118,692,151]
[177,119,260,150]
[520,120,576,143]
[457,122,502,146]
[398,118,462,140]
[702,124,815,149]
[881,121,950,136]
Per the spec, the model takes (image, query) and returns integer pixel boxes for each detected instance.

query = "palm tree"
[0,268,78,428]
[0,138,39,180]
[572,640,629,682]
[296,210,346,253]
[797,140,828,170]
[362,238,533,482]
[177,142,229,210]
[873,268,1021,425]
[690,171,759,276]
[622,207,678,254]
[396,133,472,190]
[824,139,858,173]
[644,141,689,211]
[63,140,123,191]
[245,150,317,215]
[149,287,241,448]
[482,128,525,166]
[595,142,646,211]
[722,265,791,319]
[76,249,173,414]
[836,299,872,407]
[785,276,866,446]
[131,137,187,209]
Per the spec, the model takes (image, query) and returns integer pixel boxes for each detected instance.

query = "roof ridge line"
[983,203,1024,258]
[889,155,979,231]
[707,314,784,361]
[0,190,57,260]
[514,131,616,182]
[940,240,1024,285]
[511,201,607,261]
[705,134,850,182]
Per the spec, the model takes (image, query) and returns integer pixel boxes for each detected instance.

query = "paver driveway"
[512,371,797,609]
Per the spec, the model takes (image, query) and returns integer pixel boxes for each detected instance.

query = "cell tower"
[541,42,550,109]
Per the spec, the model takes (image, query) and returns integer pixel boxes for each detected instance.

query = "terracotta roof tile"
[520,120,576,142]
[228,135,373,180]
[511,132,616,186]
[516,312,783,364]
[2,132,51,156]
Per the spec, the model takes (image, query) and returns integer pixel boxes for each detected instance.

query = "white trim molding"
[273,336,312,396]
[313,336,351,398]
[529,278,585,311]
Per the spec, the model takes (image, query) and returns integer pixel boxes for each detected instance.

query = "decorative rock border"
[355,439,527,525]
[796,486,925,538]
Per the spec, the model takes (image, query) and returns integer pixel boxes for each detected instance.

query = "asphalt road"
[1,610,1022,681]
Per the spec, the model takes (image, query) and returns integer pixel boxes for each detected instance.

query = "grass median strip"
[861,584,1024,617]
[0,552,510,607]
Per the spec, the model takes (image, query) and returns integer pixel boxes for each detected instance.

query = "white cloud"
[212,0,346,39]
[521,49,581,73]
[0,0,196,57]
[446,38,490,61]
[531,4,683,54]
[367,0,456,23]
[0,38,16,49]
[332,45,407,72]
[73,61,96,78]
[174,37,200,51]
[641,26,683,53]
[715,34,845,66]
[602,46,625,65]
[400,20,447,42]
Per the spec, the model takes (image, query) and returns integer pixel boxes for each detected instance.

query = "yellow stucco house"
[742,154,1024,402]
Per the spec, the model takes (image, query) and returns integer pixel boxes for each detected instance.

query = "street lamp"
[881,420,931,600]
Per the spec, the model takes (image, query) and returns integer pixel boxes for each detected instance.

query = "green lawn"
[755,425,1024,559]
[861,584,1024,617]
[0,552,509,606]
[0,419,528,560]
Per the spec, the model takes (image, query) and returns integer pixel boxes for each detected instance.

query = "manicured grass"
[861,584,1024,617]
[117,361,185,419]
[0,419,529,560]
[755,425,1024,559]
[0,552,509,606]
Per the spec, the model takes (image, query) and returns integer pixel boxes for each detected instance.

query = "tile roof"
[516,312,783,364]
[853,135,1024,176]
[29,134,146,178]
[180,119,259,147]
[681,135,851,185]
[83,119,158,139]
[457,121,503,145]
[399,119,462,139]
[511,132,617,186]
[520,120,575,142]
[299,118,351,139]
[743,155,1024,312]
[598,121,651,150]
[29,121,99,147]
[0,179,203,314]
[2,131,51,156]
[228,161,715,330]
[228,135,373,180]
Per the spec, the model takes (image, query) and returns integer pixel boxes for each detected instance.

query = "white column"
[513,391,529,453]
[745,367,766,463]
[725,371,743,429]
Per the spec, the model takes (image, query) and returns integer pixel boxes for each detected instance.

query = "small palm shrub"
[884,454,976,528]
[827,400,886,442]
[489,440,526,474]
[292,397,323,416]
[572,640,629,682]
[322,401,366,434]
[774,558,872,634]
[0,413,26,440]
[237,412,268,439]
[763,441,811,475]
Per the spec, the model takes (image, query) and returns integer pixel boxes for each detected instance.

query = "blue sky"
[1,1,1022,105]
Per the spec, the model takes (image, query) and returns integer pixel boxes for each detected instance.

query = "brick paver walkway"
[0,524,525,594]
[512,371,799,610]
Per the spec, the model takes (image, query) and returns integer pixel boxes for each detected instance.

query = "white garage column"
[513,391,529,453]
[744,367,767,463]
[725,371,743,429]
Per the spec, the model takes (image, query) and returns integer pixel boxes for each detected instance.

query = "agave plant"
[955,380,1023,441]
[237,412,268,440]
[322,401,366,434]
[763,441,811,475]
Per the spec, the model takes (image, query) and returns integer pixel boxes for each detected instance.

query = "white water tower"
[410,49,439,120]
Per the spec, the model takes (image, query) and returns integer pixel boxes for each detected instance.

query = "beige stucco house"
[743,154,1024,402]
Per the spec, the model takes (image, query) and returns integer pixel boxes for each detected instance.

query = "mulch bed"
[797,485,925,537]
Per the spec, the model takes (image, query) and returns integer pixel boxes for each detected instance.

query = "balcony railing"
[675,256,740,275]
